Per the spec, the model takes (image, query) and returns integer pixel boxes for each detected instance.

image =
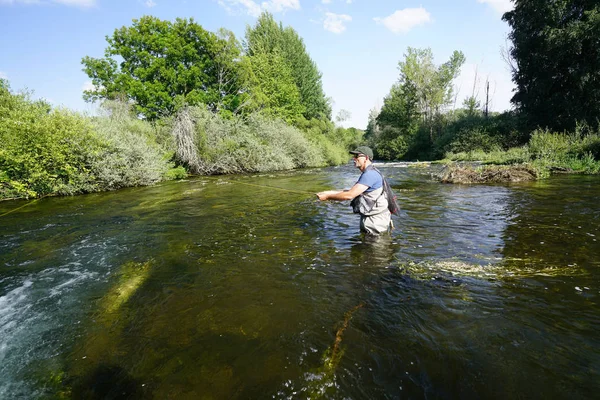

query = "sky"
[0,0,516,129]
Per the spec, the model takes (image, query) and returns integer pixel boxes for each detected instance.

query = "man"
[316,146,392,235]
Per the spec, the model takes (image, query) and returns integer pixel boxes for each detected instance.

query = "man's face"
[353,154,367,169]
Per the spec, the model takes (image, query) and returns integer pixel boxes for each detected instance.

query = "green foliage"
[372,47,465,160]
[399,47,465,143]
[239,50,304,124]
[363,107,380,143]
[504,0,600,131]
[0,81,103,198]
[372,81,420,159]
[444,124,600,177]
[430,110,526,158]
[528,130,572,162]
[82,16,242,120]
[170,107,347,175]
[89,101,177,189]
[244,12,331,121]
[0,83,183,200]
[445,146,531,165]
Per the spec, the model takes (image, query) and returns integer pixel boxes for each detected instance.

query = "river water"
[0,163,599,399]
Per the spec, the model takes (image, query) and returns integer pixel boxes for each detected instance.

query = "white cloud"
[53,0,96,7]
[477,0,514,14]
[218,0,300,17]
[0,71,8,80]
[324,12,351,34]
[145,0,156,7]
[374,7,432,34]
[321,0,331,3]
[82,81,95,92]
[0,0,96,6]
[0,0,42,4]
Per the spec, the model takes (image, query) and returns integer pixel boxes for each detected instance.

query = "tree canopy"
[370,47,465,159]
[82,16,242,120]
[503,0,600,131]
[82,13,331,124]
[244,12,331,121]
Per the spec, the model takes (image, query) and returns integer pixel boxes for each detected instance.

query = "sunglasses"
[353,154,366,159]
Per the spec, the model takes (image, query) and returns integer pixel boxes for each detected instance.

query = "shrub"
[89,102,176,189]
[171,107,337,175]
[528,129,571,161]
[0,82,104,198]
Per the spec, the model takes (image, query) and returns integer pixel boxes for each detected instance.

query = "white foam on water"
[0,237,119,398]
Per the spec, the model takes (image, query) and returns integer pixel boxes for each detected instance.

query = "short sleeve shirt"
[357,169,383,193]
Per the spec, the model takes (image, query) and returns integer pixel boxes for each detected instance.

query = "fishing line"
[229,180,316,196]
[0,194,49,218]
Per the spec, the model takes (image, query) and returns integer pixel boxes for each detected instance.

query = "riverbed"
[1,163,598,399]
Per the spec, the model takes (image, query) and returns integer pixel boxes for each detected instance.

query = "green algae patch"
[303,303,364,399]
[102,260,152,315]
[58,260,154,398]
[400,259,589,281]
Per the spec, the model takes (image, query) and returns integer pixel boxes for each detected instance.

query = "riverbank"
[0,81,361,201]
[438,129,600,183]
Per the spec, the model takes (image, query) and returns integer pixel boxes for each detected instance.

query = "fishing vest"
[350,166,389,216]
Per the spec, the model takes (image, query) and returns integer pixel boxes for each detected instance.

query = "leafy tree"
[335,109,351,124]
[279,26,331,120]
[244,12,331,121]
[364,107,380,142]
[399,47,465,143]
[463,96,481,115]
[214,28,247,117]
[82,16,240,120]
[240,50,304,123]
[503,0,600,131]
[374,81,420,159]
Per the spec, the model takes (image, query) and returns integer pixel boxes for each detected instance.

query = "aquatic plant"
[303,303,364,398]
[55,260,153,397]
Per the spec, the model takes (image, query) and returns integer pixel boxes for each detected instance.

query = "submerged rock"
[439,164,538,184]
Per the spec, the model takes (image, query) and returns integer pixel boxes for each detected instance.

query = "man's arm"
[316,183,368,201]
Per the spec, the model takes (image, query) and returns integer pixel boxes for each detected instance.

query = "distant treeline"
[0,13,363,200]
[366,0,600,176]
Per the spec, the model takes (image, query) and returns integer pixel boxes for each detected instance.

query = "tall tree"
[82,16,240,120]
[244,12,331,121]
[374,81,420,159]
[503,0,600,131]
[399,48,465,143]
[240,50,304,123]
[279,27,331,120]
[364,107,380,142]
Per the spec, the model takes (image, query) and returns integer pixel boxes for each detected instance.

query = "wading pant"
[360,210,392,235]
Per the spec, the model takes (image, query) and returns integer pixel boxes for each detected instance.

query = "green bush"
[172,107,342,175]
[89,102,177,189]
[528,129,571,161]
[0,85,184,200]
[0,82,104,198]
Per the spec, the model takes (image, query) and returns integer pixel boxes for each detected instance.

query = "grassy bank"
[440,126,600,182]
[0,81,358,201]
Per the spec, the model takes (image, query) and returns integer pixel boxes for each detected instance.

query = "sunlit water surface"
[1,163,599,399]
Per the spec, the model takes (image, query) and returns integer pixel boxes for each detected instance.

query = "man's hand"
[316,190,340,201]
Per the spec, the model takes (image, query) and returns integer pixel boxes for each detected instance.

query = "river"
[1,163,599,399]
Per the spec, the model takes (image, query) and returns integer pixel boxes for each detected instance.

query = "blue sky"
[0,0,515,128]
